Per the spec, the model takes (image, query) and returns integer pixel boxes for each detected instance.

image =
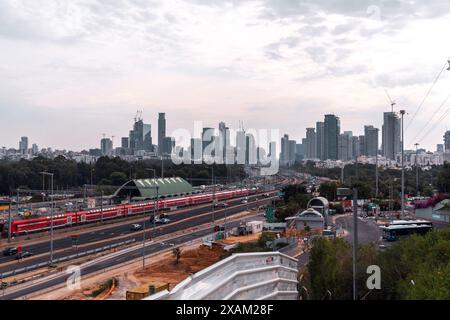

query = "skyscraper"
[382,112,401,160]
[444,130,450,151]
[305,128,316,159]
[121,137,129,149]
[143,124,152,151]
[100,138,113,156]
[364,125,379,156]
[19,137,28,155]
[316,122,325,160]
[280,134,290,166]
[324,114,340,160]
[339,131,353,161]
[158,113,166,155]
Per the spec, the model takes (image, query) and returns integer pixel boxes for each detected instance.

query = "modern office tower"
[382,112,401,160]
[143,123,152,151]
[158,113,166,155]
[162,137,174,155]
[358,135,365,157]
[288,140,296,164]
[437,144,444,153]
[351,136,360,158]
[296,143,305,161]
[339,131,353,161]
[236,130,246,164]
[246,133,257,165]
[444,131,450,151]
[305,128,317,159]
[324,114,340,160]
[121,137,129,149]
[280,134,290,165]
[316,122,325,160]
[364,125,379,156]
[100,138,113,156]
[19,137,28,154]
[31,144,39,156]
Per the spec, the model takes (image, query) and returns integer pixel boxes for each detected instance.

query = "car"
[241,200,248,204]
[155,218,170,224]
[130,224,143,231]
[3,247,18,256]
[214,202,229,208]
[16,251,32,260]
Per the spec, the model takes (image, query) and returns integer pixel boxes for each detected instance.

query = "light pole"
[337,187,358,300]
[40,172,54,265]
[143,186,159,270]
[7,191,12,243]
[211,166,216,226]
[415,143,419,196]
[400,110,405,218]
[375,151,379,198]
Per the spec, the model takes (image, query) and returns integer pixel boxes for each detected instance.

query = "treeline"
[303,228,450,299]
[0,156,246,195]
[295,161,450,198]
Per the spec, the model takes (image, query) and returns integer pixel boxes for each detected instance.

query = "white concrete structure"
[285,208,325,231]
[146,252,298,300]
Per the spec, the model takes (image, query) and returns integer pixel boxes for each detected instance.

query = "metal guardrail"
[0,239,136,281]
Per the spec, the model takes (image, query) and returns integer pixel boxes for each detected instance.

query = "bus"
[388,219,433,227]
[380,223,433,241]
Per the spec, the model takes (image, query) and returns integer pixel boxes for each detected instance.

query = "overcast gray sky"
[1,0,450,151]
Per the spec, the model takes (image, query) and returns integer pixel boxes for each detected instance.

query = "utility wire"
[417,106,450,144]
[405,56,450,131]
[410,92,450,144]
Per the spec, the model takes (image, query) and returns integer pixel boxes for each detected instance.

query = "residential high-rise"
[358,135,365,157]
[19,137,28,154]
[339,131,353,161]
[121,137,129,149]
[444,130,450,151]
[280,134,290,166]
[295,143,305,161]
[382,112,401,160]
[158,113,166,155]
[236,130,246,164]
[143,124,152,151]
[246,133,257,165]
[316,122,325,160]
[288,140,296,164]
[364,125,379,156]
[324,114,340,160]
[100,138,113,156]
[305,128,316,159]
[351,136,360,158]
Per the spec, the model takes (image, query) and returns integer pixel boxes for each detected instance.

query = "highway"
[0,215,261,300]
[0,194,278,276]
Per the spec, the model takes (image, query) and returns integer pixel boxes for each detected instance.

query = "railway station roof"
[114,177,194,200]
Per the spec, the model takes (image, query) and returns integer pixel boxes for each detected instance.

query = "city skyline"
[1,1,450,151]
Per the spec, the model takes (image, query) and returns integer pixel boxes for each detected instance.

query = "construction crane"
[447,60,450,71]
[384,89,396,113]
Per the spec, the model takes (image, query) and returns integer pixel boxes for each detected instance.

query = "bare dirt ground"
[31,243,226,300]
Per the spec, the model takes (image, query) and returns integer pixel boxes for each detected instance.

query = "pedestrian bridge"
[145,252,299,300]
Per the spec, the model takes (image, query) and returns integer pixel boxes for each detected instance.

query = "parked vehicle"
[155,218,170,225]
[213,225,225,232]
[214,202,229,208]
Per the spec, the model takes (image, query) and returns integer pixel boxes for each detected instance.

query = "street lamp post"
[415,143,419,196]
[40,172,55,265]
[143,186,159,269]
[337,187,358,300]
[7,191,12,243]
[400,110,406,218]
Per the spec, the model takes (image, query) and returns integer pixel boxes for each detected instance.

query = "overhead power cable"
[405,56,450,131]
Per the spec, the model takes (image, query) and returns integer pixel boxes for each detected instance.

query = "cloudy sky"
[1,0,450,151]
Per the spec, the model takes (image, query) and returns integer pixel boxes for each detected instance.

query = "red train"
[0,188,255,237]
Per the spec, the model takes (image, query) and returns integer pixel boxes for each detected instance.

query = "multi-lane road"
[0,193,279,276]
